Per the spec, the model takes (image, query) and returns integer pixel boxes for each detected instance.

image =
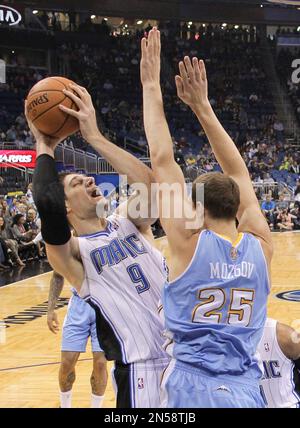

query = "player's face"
[63,174,103,218]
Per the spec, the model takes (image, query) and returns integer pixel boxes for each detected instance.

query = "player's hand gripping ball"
[26,76,79,141]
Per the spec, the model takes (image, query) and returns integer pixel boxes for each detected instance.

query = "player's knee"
[93,360,107,373]
[92,354,107,374]
[60,353,78,374]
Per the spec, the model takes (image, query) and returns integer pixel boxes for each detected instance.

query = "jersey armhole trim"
[257,238,271,293]
[168,230,205,285]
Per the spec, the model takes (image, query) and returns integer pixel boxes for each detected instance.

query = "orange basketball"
[26,76,80,140]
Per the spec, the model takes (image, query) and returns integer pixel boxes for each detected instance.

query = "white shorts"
[111,357,170,408]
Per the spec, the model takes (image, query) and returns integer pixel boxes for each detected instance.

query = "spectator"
[11,214,35,243]
[261,195,276,229]
[26,183,34,205]
[279,156,290,171]
[290,203,300,229]
[273,119,284,139]
[0,216,25,266]
[25,208,40,233]
[277,210,296,232]
[263,173,275,184]
[275,193,289,211]
[0,238,11,270]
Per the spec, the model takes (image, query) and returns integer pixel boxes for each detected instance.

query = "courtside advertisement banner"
[0,150,36,168]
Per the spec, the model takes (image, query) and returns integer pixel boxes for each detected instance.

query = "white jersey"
[258,318,300,408]
[78,214,168,364]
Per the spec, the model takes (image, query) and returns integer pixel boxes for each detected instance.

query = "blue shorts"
[62,292,103,353]
[161,360,265,408]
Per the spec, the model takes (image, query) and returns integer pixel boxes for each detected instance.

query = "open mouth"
[89,187,102,199]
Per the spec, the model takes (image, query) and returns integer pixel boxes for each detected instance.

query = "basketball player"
[47,271,107,408]
[141,28,273,407]
[258,318,300,408]
[25,84,169,408]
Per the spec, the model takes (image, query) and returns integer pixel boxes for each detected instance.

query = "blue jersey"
[162,230,270,380]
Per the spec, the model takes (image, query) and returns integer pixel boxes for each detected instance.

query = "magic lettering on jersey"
[261,360,282,379]
[91,233,148,274]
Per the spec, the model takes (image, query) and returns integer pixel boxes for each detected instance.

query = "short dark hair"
[12,213,24,225]
[192,172,240,220]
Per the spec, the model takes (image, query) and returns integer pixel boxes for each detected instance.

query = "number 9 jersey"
[77,213,168,364]
[162,229,270,380]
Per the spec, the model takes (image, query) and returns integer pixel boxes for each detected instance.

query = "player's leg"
[90,352,108,408]
[114,358,170,408]
[133,358,170,408]
[60,293,90,407]
[59,351,80,408]
[89,301,108,408]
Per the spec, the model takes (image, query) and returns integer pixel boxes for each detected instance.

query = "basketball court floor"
[0,233,299,408]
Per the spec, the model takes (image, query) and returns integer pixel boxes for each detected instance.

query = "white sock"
[60,390,72,408]
[91,393,104,408]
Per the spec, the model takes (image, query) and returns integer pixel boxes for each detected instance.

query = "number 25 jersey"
[162,230,270,380]
[78,214,168,364]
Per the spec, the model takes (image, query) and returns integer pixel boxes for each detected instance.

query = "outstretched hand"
[175,57,209,115]
[140,27,161,89]
[59,84,101,142]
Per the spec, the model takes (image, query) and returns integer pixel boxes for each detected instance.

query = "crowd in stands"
[0,23,299,243]
[0,183,45,270]
[261,190,300,231]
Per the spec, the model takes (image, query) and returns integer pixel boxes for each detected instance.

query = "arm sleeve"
[33,154,71,246]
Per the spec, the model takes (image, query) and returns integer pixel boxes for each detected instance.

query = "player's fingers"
[152,27,159,56]
[24,99,28,116]
[184,56,195,84]
[179,61,189,85]
[175,75,184,98]
[74,84,92,101]
[193,57,201,82]
[199,59,207,81]
[156,29,161,56]
[48,323,55,333]
[62,89,85,110]
[59,104,80,118]
[148,28,155,56]
[69,83,86,99]
[141,37,147,57]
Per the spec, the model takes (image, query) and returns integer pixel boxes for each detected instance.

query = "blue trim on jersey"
[79,221,113,238]
[290,362,300,405]
[90,295,128,364]
[130,364,136,407]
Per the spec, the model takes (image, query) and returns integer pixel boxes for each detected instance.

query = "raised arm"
[47,272,64,334]
[141,28,196,248]
[25,107,84,290]
[60,84,156,229]
[175,57,273,262]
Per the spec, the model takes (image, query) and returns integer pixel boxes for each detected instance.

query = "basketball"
[25,76,79,140]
